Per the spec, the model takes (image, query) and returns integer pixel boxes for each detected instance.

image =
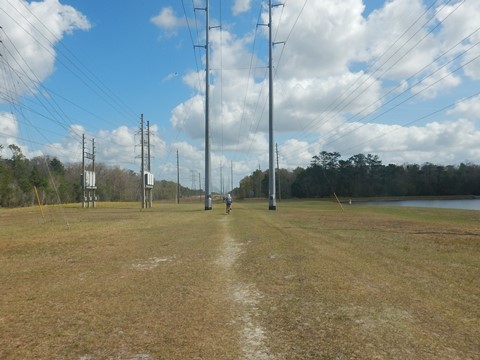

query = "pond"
[354,199,480,211]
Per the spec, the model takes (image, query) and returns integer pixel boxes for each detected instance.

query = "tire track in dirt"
[217,216,272,360]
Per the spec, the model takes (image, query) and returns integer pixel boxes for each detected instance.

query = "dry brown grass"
[0,200,479,359]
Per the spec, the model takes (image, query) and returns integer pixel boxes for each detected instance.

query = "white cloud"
[410,65,461,99]
[448,94,480,121]
[168,0,480,176]
[328,118,480,165]
[271,0,367,78]
[232,0,252,16]
[41,125,166,174]
[462,46,480,80]
[97,125,166,167]
[4,0,480,190]
[363,0,438,79]
[171,94,204,139]
[0,112,19,157]
[0,112,18,138]
[280,138,317,169]
[436,1,480,47]
[150,7,187,32]
[0,0,90,99]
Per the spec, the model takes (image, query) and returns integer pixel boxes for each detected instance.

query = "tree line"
[0,144,200,207]
[2,144,479,207]
[235,151,480,199]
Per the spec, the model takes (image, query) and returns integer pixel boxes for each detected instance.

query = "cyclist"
[225,194,232,214]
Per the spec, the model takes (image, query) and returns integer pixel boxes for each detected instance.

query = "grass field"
[0,200,479,359]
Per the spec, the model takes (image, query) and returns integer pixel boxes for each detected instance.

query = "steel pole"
[268,0,276,210]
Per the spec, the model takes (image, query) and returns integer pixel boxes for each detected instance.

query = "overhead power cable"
[278,0,471,165]
[278,1,480,167]
[320,36,480,149]
[341,90,480,155]
[6,0,139,123]
[296,0,456,140]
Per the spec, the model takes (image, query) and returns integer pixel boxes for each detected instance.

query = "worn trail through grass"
[217,215,271,360]
[0,201,479,359]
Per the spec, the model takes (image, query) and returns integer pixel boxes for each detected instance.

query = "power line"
[277,0,474,166]
[341,90,480,155]
[5,0,139,122]
[294,0,458,140]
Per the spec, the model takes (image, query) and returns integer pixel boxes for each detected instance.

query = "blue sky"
[1,0,480,191]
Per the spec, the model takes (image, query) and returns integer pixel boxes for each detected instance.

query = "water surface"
[356,199,480,211]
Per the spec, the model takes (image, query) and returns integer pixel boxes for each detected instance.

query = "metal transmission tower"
[139,114,154,209]
[82,134,96,208]
[195,0,212,210]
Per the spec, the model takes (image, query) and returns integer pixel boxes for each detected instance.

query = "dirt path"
[217,216,272,360]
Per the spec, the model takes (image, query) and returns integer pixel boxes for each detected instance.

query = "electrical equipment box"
[82,171,97,189]
[144,172,154,189]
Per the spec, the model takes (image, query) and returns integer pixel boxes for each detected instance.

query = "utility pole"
[82,133,85,209]
[92,138,96,207]
[268,0,277,210]
[191,170,196,190]
[147,121,151,172]
[140,114,145,208]
[147,121,153,207]
[82,134,96,208]
[139,115,153,208]
[276,143,281,201]
[231,160,233,194]
[195,1,212,210]
[199,172,202,202]
[220,162,223,195]
[176,149,180,204]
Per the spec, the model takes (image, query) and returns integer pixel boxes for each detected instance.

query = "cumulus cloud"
[327,118,480,165]
[4,0,480,189]
[0,112,19,157]
[438,1,480,80]
[167,0,480,175]
[150,7,187,33]
[271,0,367,78]
[448,94,480,121]
[232,0,252,15]
[410,65,461,99]
[0,0,90,100]
[42,124,166,171]
[363,0,438,79]
[96,125,166,167]
[0,112,18,138]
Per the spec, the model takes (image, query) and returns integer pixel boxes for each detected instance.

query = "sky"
[1,0,479,192]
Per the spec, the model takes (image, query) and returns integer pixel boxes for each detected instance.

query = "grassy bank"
[0,201,478,359]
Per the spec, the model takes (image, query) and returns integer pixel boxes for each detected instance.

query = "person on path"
[225,194,232,214]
